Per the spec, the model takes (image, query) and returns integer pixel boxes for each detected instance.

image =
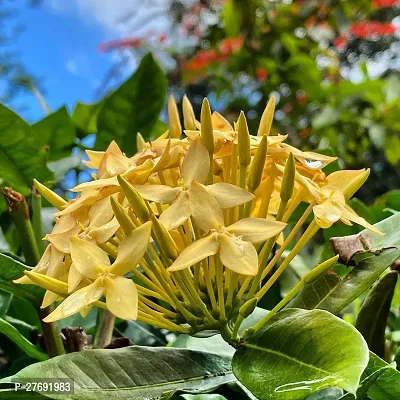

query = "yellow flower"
[136,139,253,230]
[168,184,286,275]
[43,222,152,322]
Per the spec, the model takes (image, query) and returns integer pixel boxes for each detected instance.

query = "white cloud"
[65,59,78,75]
[48,0,172,37]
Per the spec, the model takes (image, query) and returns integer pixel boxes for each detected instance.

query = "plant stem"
[94,309,115,348]
[31,187,44,255]
[2,187,65,357]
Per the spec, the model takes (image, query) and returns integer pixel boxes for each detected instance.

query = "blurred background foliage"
[1,0,400,388]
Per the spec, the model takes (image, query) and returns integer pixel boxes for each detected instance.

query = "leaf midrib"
[243,343,335,377]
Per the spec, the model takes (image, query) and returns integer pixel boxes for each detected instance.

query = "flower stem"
[31,187,44,255]
[2,187,65,357]
[94,309,115,348]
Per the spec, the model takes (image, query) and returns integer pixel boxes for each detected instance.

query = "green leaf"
[32,106,76,161]
[359,352,400,400]
[316,248,400,314]
[72,100,104,135]
[96,53,167,155]
[0,317,47,361]
[47,154,82,183]
[0,290,12,316]
[289,213,400,314]
[232,309,369,400]
[181,395,227,400]
[355,271,398,358]
[306,388,343,399]
[221,1,242,36]
[0,253,43,305]
[0,104,53,195]
[1,347,235,399]
[385,134,400,166]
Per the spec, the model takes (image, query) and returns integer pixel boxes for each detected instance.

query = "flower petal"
[219,233,258,275]
[71,177,119,192]
[41,290,61,309]
[313,200,342,229]
[68,263,83,292]
[88,196,114,229]
[207,183,254,208]
[168,233,219,272]
[189,181,224,231]
[89,217,120,244]
[135,185,181,204]
[108,221,152,276]
[159,191,191,231]
[340,204,384,235]
[226,218,286,243]
[70,236,111,279]
[181,139,210,186]
[43,279,104,322]
[105,276,138,320]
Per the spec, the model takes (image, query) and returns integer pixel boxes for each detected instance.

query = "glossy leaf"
[1,346,235,399]
[0,253,43,305]
[96,53,167,155]
[0,317,47,361]
[32,106,76,161]
[72,100,104,136]
[358,352,400,400]
[233,309,369,400]
[289,213,400,314]
[355,271,398,358]
[0,104,53,195]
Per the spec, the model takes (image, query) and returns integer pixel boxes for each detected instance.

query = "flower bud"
[238,111,251,167]
[24,271,68,295]
[183,95,196,130]
[110,196,135,234]
[117,175,150,222]
[239,297,258,318]
[280,153,296,202]
[343,169,370,201]
[201,98,214,155]
[33,179,67,210]
[150,214,178,260]
[168,95,182,138]
[258,95,275,136]
[136,132,146,152]
[247,135,267,192]
[303,255,339,284]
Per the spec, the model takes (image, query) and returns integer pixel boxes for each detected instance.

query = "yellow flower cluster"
[16,96,382,336]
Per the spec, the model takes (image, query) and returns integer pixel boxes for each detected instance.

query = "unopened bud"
[23,271,68,295]
[247,135,268,192]
[303,255,339,284]
[280,153,296,202]
[117,175,150,222]
[343,169,370,201]
[150,214,179,260]
[238,111,251,167]
[239,297,258,318]
[258,95,275,136]
[201,98,214,155]
[168,95,182,138]
[110,196,136,234]
[33,179,66,210]
[183,95,196,130]
[136,132,146,152]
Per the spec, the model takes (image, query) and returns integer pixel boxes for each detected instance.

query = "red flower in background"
[98,38,142,52]
[333,36,348,49]
[350,21,396,38]
[256,68,268,81]
[219,36,244,55]
[372,0,399,8]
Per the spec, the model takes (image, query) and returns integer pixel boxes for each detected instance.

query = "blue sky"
[7,0,171,122]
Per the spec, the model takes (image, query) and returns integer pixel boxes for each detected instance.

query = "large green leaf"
[0,104,53,195]
[289,213,400,314]
[1,347,235,399]
[0,253,43,305]
[355,271,398,358]
[96,53,167,155]
[72,100,104,136]
[358,353,400,400]
[0,317,47,361]
[32,106,76,161]
[232,309,369,400]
